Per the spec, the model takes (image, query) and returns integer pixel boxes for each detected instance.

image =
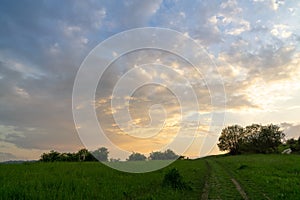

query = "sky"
[0,0,300,161]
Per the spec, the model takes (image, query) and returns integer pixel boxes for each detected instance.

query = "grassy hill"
[0,154,299,199]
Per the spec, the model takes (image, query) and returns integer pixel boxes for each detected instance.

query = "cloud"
[0,0,300,160]
[280,123,300,139]
[253,0,284,11]
[0,152,16,162]
[271,24,293,38]
[0,125,25,142]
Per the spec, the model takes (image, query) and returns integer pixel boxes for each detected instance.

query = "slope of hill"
[0,154,299,199]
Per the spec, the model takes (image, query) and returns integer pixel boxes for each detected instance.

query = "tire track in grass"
[213,159,248,200]
[214,159,271,200]
[205,159,248,200]
[201,160,211,200]
[201,179,210,200]
[230,178,248,200]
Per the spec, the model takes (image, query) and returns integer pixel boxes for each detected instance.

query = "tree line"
[41,123,299,162]
[40,148,180,162]
[218,123,300,155]
[40,147,109,162]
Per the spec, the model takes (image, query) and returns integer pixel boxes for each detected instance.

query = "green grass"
[212,154,300,200]
[106,160,175,173]
[0,160,206,200]
[0,154,299,199]
[204,159,244,200]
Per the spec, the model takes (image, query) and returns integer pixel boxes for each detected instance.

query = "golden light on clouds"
[2,1,300,164]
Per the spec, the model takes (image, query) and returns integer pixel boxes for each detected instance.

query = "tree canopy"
[39,148,182,162]
[127,152,147,161]
[149,149,178,160]
[218,124,285,155]
[40,148,100,162]
[93,147,109,162]
[217,125,244,155]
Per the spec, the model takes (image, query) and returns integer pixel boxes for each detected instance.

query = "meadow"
[0,154,299,200]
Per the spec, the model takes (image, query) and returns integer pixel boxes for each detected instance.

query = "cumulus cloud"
[281,122,300,139]
[0,152,16,162]
[0,0,300,159]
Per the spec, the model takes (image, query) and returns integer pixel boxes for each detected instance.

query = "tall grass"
[1,155,299,199]
[0,160,206,199]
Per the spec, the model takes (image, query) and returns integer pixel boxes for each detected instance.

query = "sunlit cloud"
[0,0,299,160]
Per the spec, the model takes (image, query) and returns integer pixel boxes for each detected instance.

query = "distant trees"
[40,148,99,162]
[77,149,89,161]
[40,148,180,162]
[286,138,298,151]
[127,152,147,161]
[93,147,109,162]
[40,150,61,162]
[283,137,300,153]
[218,124,285,155]
[58,152,77,161]
[149,149,178,160]
[127,149,179,161]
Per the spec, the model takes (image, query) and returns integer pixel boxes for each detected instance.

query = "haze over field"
[0,0,300,161]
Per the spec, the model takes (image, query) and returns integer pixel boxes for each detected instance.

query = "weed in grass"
[162,168,191,190]
[237,164,248,170]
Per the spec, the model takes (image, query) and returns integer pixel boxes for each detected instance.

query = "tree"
[149,149,178,160]
[257,124,284,153]
[59,153,72,161]
[40,150,60,162]
[241,124,263,153]
[40,148,108,162]
[127,152,147,161]
[286,138,297,151]
[242,124,284,153]
[164,149,178,160]
[286,137,300,153]
[109,158,120,162]
[149,151,165,160]
[77,148,90,161]
[93,147,109,162]
[218,125,244,155]
[219,124,285,154]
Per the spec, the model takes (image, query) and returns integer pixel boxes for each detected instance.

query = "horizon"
[1,0,300,162]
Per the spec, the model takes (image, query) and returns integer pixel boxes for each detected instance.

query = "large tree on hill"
[218,125,244,155]
[243,124,285,153]
[256,124,285,153]
[218,124,285,155]
[241,124,262,153]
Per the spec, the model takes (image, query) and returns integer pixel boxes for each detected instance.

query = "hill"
[0,154,299,199]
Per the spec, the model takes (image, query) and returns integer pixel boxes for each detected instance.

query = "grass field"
[0,154,299,200]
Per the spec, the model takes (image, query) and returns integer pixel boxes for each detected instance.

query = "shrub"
[162,168,190,190]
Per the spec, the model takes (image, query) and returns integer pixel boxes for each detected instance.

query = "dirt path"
[200,161,211,200]
[230,178,248,200]
[214,159,272,200]
[214,159,249,200]
[201,159,249,200]
[200,178,210,200]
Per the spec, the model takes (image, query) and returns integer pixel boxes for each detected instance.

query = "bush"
[162,168,190,190]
